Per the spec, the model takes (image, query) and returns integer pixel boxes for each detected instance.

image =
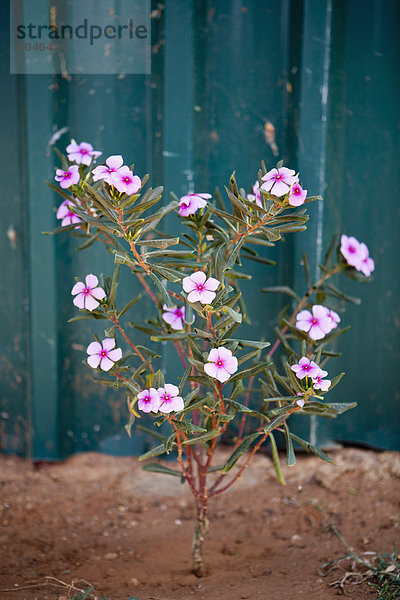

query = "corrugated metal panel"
[1,0,398,458]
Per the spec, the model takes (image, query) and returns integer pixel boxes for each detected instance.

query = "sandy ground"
[0,447,399,599]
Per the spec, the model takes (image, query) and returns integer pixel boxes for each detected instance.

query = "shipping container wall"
[0,0,399,459]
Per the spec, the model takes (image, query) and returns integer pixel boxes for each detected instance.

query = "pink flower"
[179,193,211,217]
[340,235,363,269]
[92,155,124,185]
[162,305,186,330]
[291,357,322,380]
[296,395,305,408]
[113,166,142,195]
[71,274,106,311]
[247,182,262,207]
[288,182,307,206]
[182,271,220,305]
[204,347,238,383]
[312,373,331,392]
[261,167,298,197]
[359,242,375,277]
[137,388,161,413]
[327,309,340,330]
[157,384,184,413]
[295,305,333,340]
[87,338,122,371]
[55,165,80,189]
[66,140,102,166]
[56,199,83,227]
[341,235,375,276]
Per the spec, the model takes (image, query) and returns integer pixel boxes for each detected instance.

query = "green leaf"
[224,398,266,420]
[289,433,334,463]
[231,379,244,400]
[328,372,345,390]
[269,432,286,485]
[118,293,142,318]
[224,339,270,350]
[136,424,165,441]
[138,444,167,461]
[229,361,272,383]
[284,423,296,466]
[221,432,263,473]
[148,271,174,308]
[142,463,182,478]
[171,419,207,435]
[222,305,242,323]
[108,264,120,306]
[262,413,288,435]
[214,242,227,281]
[125,411,136,438]
[182,429,220,446]
[152,369,165,389]
[138,237,180,249]
[261,286,300,301]
[226,237,245,270]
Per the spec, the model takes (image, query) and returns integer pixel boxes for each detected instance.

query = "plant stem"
[192,499,209,577]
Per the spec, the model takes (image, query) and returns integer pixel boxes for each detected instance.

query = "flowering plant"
[47,144,374,576]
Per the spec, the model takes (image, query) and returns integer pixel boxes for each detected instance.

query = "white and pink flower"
[56,199,82,227]
[340,235,375,276]
[312,373,331,392]
[291,357,322,380]
[137,388,161,413]
[113,166,142,195]
[288,182,307,206]
[87,338,122,372]
[247,182,263,208]
[326,309,340,330]
[162,305,187,330]
[204,347,238,383]
[295,305,333,340]
[261,167,298,197]
[179,193,211,217]
[92,155,124,185]
[55,165,80,189]
[182,271,220,305]
[71,274,106,311]
[66,140,102,166]
[157,384,184,413]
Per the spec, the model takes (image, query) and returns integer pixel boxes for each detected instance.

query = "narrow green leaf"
[182,429,220,446]
[261,286,300,301]
[269,432,286,485]
[221,432,263,473]
[118,293,142,318]
[284,423,296,466]
[289,433,334,463]
[138,444,166,461]
[142,463,182,477]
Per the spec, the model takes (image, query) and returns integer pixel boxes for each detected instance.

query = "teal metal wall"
[1,0,399,459]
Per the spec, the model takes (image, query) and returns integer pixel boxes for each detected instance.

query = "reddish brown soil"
[0,448,399,600]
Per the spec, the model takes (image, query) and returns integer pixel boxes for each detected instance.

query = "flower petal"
[106,155,124,169]
[85,274,99,289]
[107,348,122,362]
[84,295,100,312]
[187,289,202,303]
[90,286,106,300]
[100,356,114,371]
[198,290,216,304]
[182,276,197,293]
[189,271,207,285]
[87,341,102,355]
[87,354,101,369]
[73,293,86,309]
[204,362,219,379]
[205,277,220,292]
[102,338,116,351]
[71,281,85,295]
[164,383,179,396]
